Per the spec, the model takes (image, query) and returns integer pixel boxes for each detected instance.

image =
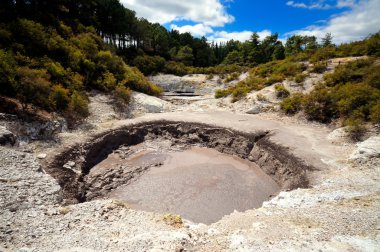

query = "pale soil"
[1,56,379,251]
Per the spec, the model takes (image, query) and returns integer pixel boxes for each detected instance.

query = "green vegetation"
[280,93,304,114]
[294,73,307,83]
[215,59,306,101]
[311,61,328,73]
[281,59,380,127]
[274,84,290,98]
[0,2,162,120]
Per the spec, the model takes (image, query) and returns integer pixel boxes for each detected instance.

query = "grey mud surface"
[106,146,280,224]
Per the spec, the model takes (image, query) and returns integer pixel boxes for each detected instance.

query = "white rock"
[349,136,380,161]
[131,92,171,113]
[246,105,263,114]
[66,161,75,167]
[37,153,47,159]
[327,127,350,143]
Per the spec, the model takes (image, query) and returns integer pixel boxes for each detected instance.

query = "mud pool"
[46,121,311,224]
[93,146,280,224]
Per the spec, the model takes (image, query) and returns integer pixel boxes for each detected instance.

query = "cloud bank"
[287,0,380,43]
[121,0,380,44]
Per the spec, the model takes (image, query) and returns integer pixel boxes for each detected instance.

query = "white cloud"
[336,0,357,8]
[207,30,272,43]
[286,0,333,10]
[286,0,359,10]
[120,0,234,27]
[170,24,213,37]
[285,0,380,44]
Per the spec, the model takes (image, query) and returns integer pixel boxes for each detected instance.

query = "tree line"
[0,0,342,70]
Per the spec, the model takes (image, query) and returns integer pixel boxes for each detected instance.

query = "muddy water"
[107,147,279,224]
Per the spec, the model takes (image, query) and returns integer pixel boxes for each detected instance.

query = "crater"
[45,121,313,224]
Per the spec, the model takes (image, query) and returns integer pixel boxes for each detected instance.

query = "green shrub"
[280,93,304,114]
[363,64,380,89]
[95,71,117,91]
[122,66,162,96]
[15,67,52,110]
[310,47,336,63]
[215,89,230,98]
[251,59,306,83]
[274,84,290,98]
[369,100,380,123]
[303,85,336,122]
[68,91,89,117]
[311,62,327,73]
[50,85,70,111]
[163,61,188,76]
[334,83,380,120]
[133,55,165,75]
[294,73,307,83]
[45,61,66,82]
[206,73,214,80]
[344,117,366,141]
[324,59,373,87]
[256,93,267,101]
[225,72,240,82]
[0,49,16,96]
[215,76,269,101]
[115,85,132,104]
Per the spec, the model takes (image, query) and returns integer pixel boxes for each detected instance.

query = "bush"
[122,66,162,96]
[303,85,336,122]
[294,73,307,83]
[15,67,52,110]
[68,91,89,117]
[225,72,240,82]
[256,93,267,101]
[50,85,70,111]
[324,59,373,87]
[45,61,66,82]
[274,84,290,98]
[206,73,214,80]
[280,93,304,114]
[133,55,165,75]
[369,100,380,124]
[95,71,117,91]
[334,83,380,120]
[344,117,366,141]
[163,61,188,76]
[310,47,336,62]
[311,62,327,73]
[115,85,132,104]
[0,49,16,96]
[215,89,230,98]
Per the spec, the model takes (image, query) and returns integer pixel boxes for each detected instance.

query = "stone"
[66,161,75,167]
[37,153,47,159]
[246,105,263,114]
[0,126,16,146]
[132,92,171,113]
[349,136,380,161]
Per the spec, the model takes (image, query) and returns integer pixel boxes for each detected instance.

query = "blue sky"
[120,0,380,43]
[223,0,339,34]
